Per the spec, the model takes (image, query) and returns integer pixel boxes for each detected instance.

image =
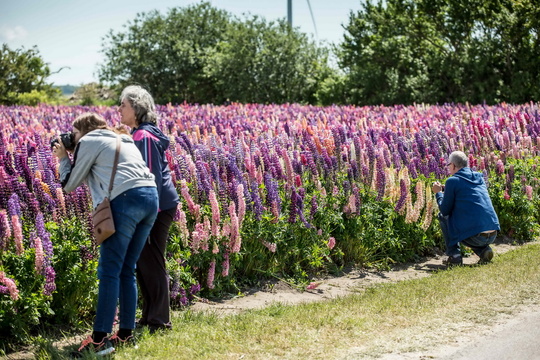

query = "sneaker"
[443,255,463,268]
[109,332,138,349]
[71,336,115,358]
[479,247,494,263]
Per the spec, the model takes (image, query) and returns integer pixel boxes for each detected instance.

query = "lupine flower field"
[1,102,540,348]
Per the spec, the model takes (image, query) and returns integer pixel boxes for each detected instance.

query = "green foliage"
[10,89,62,106]
[98,2,334,105]
[0,44,58,105]
[488,158,540,241]
[338,0,540,105]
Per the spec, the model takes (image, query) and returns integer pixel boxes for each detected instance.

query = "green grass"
[38,243,540,359]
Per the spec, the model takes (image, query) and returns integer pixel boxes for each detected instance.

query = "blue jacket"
[132,123,179,212]
[435,167,500,245]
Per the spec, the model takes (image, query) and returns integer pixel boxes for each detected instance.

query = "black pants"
[136,206,177,328]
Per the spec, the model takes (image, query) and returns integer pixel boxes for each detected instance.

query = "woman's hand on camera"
[52,139,68,159]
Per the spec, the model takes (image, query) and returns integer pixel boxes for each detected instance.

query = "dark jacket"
[132,123,179,212]
[435,167,500,245]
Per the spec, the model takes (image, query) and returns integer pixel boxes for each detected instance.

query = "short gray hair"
[448,151,468,168]
[119,85,157,125]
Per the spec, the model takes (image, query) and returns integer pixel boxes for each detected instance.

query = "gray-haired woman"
[119,85,179,332]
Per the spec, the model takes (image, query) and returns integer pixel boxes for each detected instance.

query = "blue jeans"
[93,186,158,333]
[438,213,496,257]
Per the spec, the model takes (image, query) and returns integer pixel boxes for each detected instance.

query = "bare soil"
[191,239,519,315]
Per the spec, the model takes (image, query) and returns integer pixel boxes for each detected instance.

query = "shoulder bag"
[92,136,121,245]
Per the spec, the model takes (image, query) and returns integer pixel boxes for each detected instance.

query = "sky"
[0,0,363,86]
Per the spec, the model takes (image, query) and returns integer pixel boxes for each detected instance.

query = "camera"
[50,132,76,151]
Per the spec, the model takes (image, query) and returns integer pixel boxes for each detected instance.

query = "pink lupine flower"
[525,185,533,201]
[261,240,277,253]
[34,236,45,275]
[504,190,511,200]
[346,194,356,214]
[229,202,241,253]
[0,210,11,249]
[0,271,19,301]
[327,237,336,250]
[56,188,66,215]
[176,206,190,246]
[221,253,230,277]
[207,260,216,289]
[496,159,505,175]
[236,184,246,226]
[180,180,201,220]
[11,215,24,255]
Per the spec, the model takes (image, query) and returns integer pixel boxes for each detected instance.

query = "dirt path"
[191,241,518,315]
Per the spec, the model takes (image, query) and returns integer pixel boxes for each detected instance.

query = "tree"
[206,16,332,104]
[98,2,334,105]
[338,0,540,105]
[0,44,58,105]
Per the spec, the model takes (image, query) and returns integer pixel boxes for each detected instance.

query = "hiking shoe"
[443,255,463,268]
[71,336,115,358]
[479,247,494,263]
[109,332,138,349]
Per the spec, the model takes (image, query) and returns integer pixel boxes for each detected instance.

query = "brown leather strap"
[108,136,121,195]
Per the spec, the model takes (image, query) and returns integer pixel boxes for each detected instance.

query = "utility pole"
[287,0,292,26]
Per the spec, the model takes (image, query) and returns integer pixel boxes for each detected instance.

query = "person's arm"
[59,140,98,192]
[435,178,456,216]
[132,129,164,198]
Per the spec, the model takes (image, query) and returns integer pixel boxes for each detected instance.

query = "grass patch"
[40,243,540,359]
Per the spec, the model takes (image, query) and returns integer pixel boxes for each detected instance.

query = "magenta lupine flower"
[0,210,11,249]
[209,190,220,238]
[221,253,230,277]
[0,271,19,301]
[43,265,56,296]
[504,189,511,200]
[327,237,336,250]
[207,260,216,290]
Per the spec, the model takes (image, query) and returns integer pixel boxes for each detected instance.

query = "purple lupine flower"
[375,154,386,201]
[303,151,318,177]
[7,193,21,217]
[43,265,56,296]
[395,179,408,213]
[288,188,298,223]
[250,181,263,220]
[295,187,312,228]
[415,133,426,158]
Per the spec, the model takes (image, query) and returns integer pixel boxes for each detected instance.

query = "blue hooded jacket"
[132,122,179,212]
[435,167,500,245]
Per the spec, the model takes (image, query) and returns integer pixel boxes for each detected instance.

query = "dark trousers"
[136,206,177,328]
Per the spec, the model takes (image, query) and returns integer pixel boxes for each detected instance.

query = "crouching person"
[432,151,500,267]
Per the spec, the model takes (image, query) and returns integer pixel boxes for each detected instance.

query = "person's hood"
[453,167,484,185]
[134,122,170,149]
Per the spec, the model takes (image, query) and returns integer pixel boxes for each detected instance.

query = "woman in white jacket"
[53,112,158,356]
